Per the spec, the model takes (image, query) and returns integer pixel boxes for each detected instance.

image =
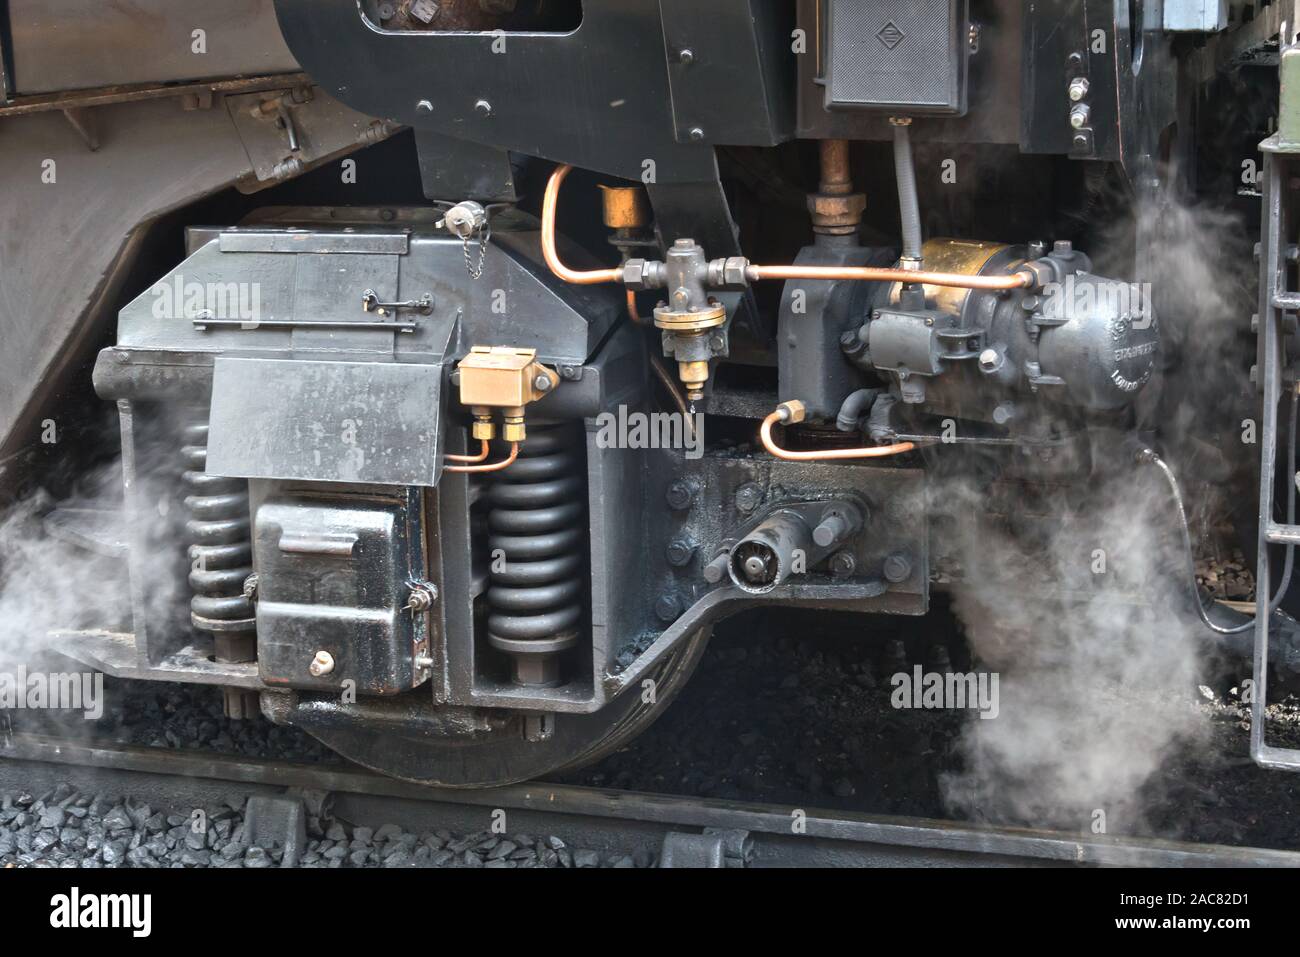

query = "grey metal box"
[824,0,968,115]
[206,357,443,486]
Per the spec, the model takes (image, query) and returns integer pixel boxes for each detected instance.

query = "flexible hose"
[892,121,922,263]
[1142,389,1297,634]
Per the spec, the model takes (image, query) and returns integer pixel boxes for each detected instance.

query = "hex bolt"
[558,365,582,381]
[533,373,553,392]
[830,551,857,579]
[883,552,913,584]
[978,348,1003,373]
[703,550,731,584]
[665,479,696,510]
[734,482,763,513]
[813,512,851,548]
[1067,76,1089,101]
[655,593,681,622]
[309,650,336,677]
[666,539,697,567]
[1069,102,1091,129]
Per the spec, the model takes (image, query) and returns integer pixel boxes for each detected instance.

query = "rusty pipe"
[444,442,520,473]
[542,165,625,285]
[760,401,914,461]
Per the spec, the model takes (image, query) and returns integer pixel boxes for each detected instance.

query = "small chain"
[463,220,490,280]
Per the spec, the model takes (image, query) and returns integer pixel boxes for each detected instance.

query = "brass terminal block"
[457,346,559,408]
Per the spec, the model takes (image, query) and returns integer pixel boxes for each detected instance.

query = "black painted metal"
[272,0,790,182]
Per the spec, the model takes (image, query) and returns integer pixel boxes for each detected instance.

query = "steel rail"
[2,733,1297,867]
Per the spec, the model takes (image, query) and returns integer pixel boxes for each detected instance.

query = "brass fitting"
[677,357,711,403]
[457,346,559,407]
[598,184,651,231]
[501,407,527,443]
[776,399,807,425]
[470,406,496,441]
[456,346,559,446]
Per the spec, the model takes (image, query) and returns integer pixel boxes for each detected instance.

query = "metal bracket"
[1251,144,1300,770]
[361,288,433,317]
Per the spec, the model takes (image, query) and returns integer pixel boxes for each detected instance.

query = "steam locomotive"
[2,0,1296,785]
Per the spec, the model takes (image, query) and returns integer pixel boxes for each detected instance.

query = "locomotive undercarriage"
[6,0,1300,786]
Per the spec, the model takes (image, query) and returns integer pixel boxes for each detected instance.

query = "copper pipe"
[818,139,853,195]
[745,263,1032,290]
[626,288,644,324]
[444,442,519,473]
[542,165,624,285]
[760,402,914,461]
[445,439,490,463]
[542,163,1033,292]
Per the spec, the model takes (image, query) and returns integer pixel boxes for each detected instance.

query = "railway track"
[1,732,1296,868]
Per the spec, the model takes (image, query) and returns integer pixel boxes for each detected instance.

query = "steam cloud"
[939,192,1256,831]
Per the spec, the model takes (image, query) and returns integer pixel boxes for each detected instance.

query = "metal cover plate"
[207,357,442,486]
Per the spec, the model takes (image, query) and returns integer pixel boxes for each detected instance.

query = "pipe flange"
[653,303,727,331]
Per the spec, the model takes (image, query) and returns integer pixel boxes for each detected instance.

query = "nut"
[1067,76,1089,102]
[1069,102,1091,129]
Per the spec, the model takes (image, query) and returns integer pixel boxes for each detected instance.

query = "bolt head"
[688,127,705,141]
[416,99,434,113]
[830,551,856,579]
[735,483,762,512]
[1067,77,1089,101]
[978,348,1002,373]
[475,99,493,117]
[883,553,912,584]
[655,593,681,622]
[666,479,695,510]
[309,650,336,677]
[1069,103,1090,129]
[666,539,697,567]
[533,373,553,392]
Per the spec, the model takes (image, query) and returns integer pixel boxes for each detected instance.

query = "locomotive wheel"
[290,628,710,788]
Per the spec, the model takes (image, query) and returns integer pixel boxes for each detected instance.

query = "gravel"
[0,783,649,868]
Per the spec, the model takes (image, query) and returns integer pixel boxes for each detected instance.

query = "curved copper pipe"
[541,164,1033,292]
[444,442,519,473]
[760,410,914,461]
[745,263,1032,291]
[445,439,490,463]
[542,165,624,285]
[626,288,644,324]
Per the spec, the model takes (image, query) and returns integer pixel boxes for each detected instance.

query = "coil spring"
[181,421,255,640]
[485,424,586,686]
